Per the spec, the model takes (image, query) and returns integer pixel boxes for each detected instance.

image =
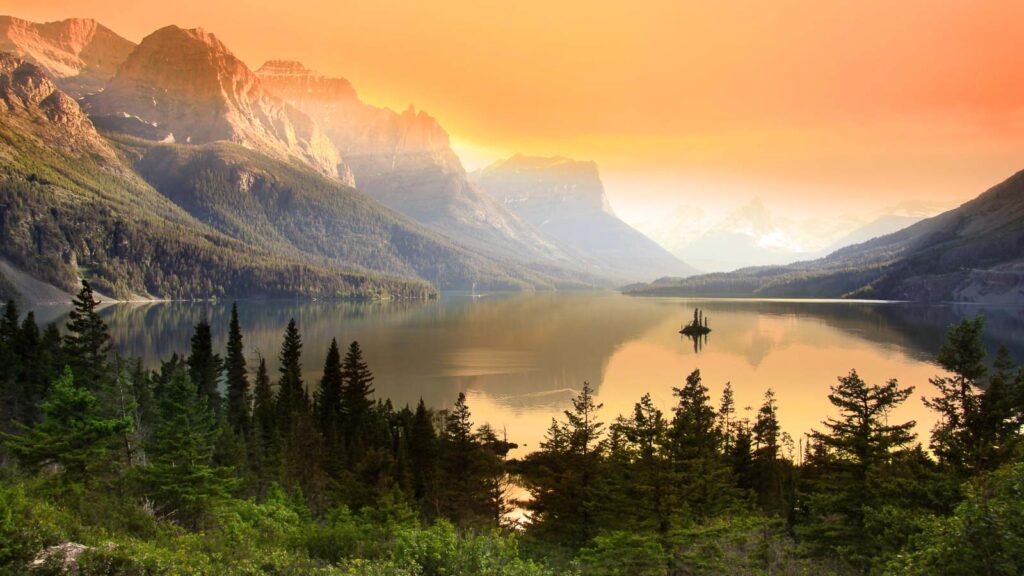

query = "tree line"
[0,283,1022,574]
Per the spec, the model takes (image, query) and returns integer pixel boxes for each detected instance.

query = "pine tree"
[522,382,606,546]
[718,382,736,452]
[4,367,129,484]
[276,319,306,434]
[409,398,440,514]
[224,303,250,434]
[752,389,785,514]
[804,369,916,569]
[62,282,111,389]
[251,356,279,492]
[924,316,988,475]
[611,393,672,535]
[144,366,233,524]
[188,320,223,414]
[341,340,375,462]
[668,369,738,521]
[314,338,345,474]
[438,393,492,524]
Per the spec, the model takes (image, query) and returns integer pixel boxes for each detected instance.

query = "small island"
[680,307,711,336]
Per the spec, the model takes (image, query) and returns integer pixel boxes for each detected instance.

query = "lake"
[32,293,1024,457]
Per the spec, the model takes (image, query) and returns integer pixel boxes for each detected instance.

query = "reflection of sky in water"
[32,294,1024,458]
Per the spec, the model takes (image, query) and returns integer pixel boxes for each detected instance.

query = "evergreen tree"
[62,282,111,389]
[314,338,345,474]
[718,381,736,452]
[752,389,785,514]
[609,393,672,535]
[438,392,478,522]
[251,356,279,492]
[341,340,375,462]
[668,369,738,520]
[522,382,606,547]
[144,366,233,524]
[975,346,1022,470]
[276,319,306,434]
[409,398,440,514]
[188,320,223,414]
[224,303,250,434]
[804,369,916,569]
[4,367,129,484]
[924,316,987,475]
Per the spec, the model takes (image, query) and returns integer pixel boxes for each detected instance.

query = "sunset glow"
[8,0,1024,238]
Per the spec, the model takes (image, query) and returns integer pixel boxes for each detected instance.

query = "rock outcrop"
[0,16,134,96]
[85,27,348,181]
[0,53,114,158]
[256,60,566,262]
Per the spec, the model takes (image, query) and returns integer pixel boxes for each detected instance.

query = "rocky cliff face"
[256,60,565,262]
[84,27,348,182]
[0,16,135,96]
[474,155,696,282]
[0,53,114,159]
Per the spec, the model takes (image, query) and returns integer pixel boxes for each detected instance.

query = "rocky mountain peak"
[0,53,112,157]
[112,25,252,101]
[0,16,135,95]
[85,26,347,181]
[256,59,357,102]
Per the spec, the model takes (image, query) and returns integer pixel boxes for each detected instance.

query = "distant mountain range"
[472,155,696,282]
[625,170,1024,303]
[666,198,936,273]
[0,16,693,303]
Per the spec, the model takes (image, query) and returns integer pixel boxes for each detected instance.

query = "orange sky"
[5,0,1024,241]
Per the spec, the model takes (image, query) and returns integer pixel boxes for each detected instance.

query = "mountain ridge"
[0,15,135,96]
[255,60,574,265]
[473,154,697,282]
[83,26,348,182]
[624,169,1024,303]
[0,53,435,303]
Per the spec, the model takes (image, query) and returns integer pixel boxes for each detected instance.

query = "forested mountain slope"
[114,136,586,291]
[625,169,1024,302]
[0,54,434,303]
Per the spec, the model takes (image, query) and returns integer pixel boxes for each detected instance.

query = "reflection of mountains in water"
[664,299,1024,368]
[33,296,1024,415]
[40,294,666,411]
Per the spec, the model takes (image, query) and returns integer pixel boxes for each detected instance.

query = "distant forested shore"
[0,282,1022,575]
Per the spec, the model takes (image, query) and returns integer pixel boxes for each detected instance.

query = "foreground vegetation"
[0,283,1022,574]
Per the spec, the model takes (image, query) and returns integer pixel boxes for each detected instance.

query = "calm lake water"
[32,293,1024,457]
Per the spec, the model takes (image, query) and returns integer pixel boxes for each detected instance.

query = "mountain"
[255,61,568,263]
[0,53,434,303]
[815,214,923,256]
[113,135,590,291]
[83,27,346,181]
[624,170,1024,303]
[472,154,696,282]
[670,198,812,272]
[0,16,135,97]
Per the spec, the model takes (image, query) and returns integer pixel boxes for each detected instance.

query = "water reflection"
[33,293,1024,457]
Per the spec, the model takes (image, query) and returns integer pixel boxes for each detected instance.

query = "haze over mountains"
[0,15,695,304]
[626,170,1024,303]
[0,14,1019,305]
[254,59,569,263]
[472,155,696,281]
